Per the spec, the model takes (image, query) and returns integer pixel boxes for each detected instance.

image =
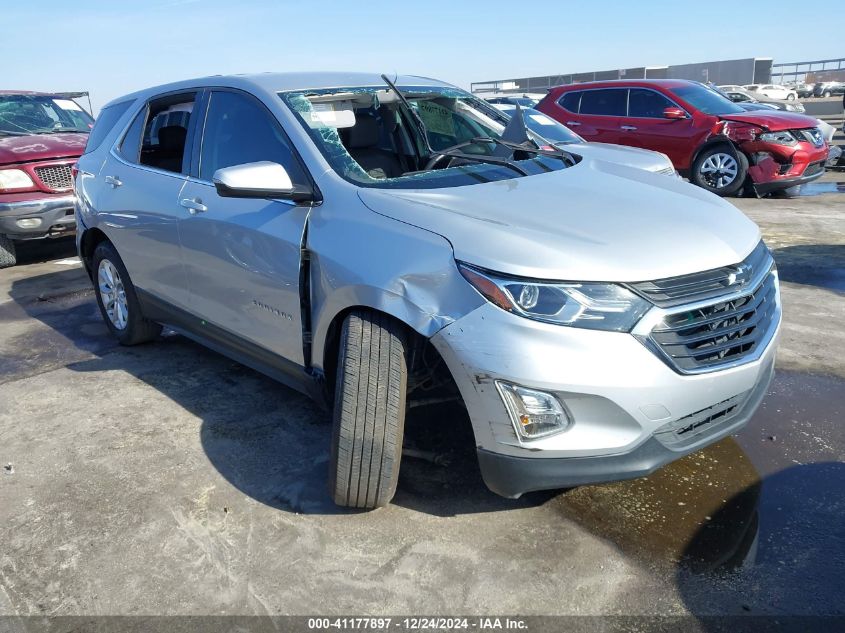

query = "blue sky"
[3,0,842,112]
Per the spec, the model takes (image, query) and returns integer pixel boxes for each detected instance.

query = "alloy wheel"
[699,153,739,190]
[98,259,129,330]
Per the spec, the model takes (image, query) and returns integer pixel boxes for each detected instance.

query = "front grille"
[34,164,73,191]
[627,241,771,308]
[654,391,749,449]
[647,272,778,372]
[803,161,824,177]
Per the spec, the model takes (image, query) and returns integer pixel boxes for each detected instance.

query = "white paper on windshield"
[528,114,556,126]
[417,101,455,137]
[53,99,83,111]
[308,103,355,128]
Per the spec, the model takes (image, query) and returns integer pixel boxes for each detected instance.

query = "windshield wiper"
[0,130,30,137]
[470,136,576,165]
[380,73,434,158]
[424,141,530,176]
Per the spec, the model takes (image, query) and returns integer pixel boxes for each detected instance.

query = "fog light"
[496,381,571,440]
[16,218,42,229]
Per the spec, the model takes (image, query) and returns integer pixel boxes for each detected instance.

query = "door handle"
[620,125,638,131]
[180,198,208,214]
[566,121,581,126]
[104,175,122,188]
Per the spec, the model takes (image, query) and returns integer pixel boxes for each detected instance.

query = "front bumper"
[746,140,828,195]
[431,290,780,498]
[0,194,76,239]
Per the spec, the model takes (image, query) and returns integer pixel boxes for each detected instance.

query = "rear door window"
[578,89,627,116]
[139,93,196,174]
[627,88,676,118]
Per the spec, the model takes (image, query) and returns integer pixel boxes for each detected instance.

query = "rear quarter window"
[83,100,133,155]
[557,91,581,113]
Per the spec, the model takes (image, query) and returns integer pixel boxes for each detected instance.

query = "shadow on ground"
[772,244,845,292]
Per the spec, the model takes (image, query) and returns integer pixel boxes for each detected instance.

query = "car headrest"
[158,125,187,151]
[347,115,380,149]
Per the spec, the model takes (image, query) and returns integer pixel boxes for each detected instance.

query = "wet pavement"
[1,175,844,618]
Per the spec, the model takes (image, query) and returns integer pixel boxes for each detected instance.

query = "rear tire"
[92,241,162,345]
[0,234,16,269]
[691,144,748,197]
[787,93,795,101]
[823,91,832,98]
[329,310,408,509]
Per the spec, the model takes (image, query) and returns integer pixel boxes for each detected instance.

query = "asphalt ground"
[0,163,843,627]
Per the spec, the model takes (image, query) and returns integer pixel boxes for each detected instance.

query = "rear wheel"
[787,93,796,101]
[92,241,162,345]
[0,234,16,269]
[823,91,832,98]
[691,145,748,197]
[329,310,408,509]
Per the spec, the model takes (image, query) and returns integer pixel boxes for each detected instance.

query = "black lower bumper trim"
[752,166,825,195]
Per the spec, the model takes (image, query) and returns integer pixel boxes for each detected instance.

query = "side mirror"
[663,107,687,120]
[212,161,313,202]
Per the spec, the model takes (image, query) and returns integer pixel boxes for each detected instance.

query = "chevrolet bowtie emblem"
[727,263,751,286]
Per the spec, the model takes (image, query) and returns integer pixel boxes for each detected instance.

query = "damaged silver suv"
[75,73,781,508]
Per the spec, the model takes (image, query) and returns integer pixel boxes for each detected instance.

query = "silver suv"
[75,73,781,509]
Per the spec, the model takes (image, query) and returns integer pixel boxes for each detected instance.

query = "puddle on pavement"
[550,371,845,580]
[785,181,845,197]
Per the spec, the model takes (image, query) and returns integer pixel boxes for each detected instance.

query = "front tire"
[329,310,408,509]
[92,241,162,345]
[691,144,748,197]
[823,91,832,98]
[0,234,16,269]
[787,93,795,101]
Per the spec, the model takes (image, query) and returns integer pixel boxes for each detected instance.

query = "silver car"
[75,73,781,508]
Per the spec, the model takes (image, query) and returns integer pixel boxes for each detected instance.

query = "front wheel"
[787,93,796,101]
[0,234,16,269]
[691,145,748,197]
[329,310,408,509]
[823,91,832,98]
[92,241,162,345]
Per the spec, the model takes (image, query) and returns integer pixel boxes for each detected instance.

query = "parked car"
[792,83,815,98]
[538,79,829,196]
[813,81,845,98]
[717,86,805,113]
[492,104,678,176]
[484,93,544,108]
[0,91,93,267]
[75,72,781,509]
[743,84,797,101]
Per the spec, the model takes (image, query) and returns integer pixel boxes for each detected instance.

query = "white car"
[743,84,798,101]
[493,104,679,176]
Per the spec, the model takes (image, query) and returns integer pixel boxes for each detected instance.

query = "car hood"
[358,159,760,282]
[564,142,671,172]
[718,111,818,131]
[0,132,88,165]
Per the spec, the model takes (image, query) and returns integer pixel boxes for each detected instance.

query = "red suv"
[0,91,93,267]
[537,79,829,197]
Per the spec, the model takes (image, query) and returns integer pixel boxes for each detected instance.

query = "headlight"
[759,130,797,146]
[0,169,35,191]
[458,263,651,332]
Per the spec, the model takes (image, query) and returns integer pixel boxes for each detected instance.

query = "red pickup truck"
[0,91,93,267]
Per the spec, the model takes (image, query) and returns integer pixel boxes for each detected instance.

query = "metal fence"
[771,58,845,84]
